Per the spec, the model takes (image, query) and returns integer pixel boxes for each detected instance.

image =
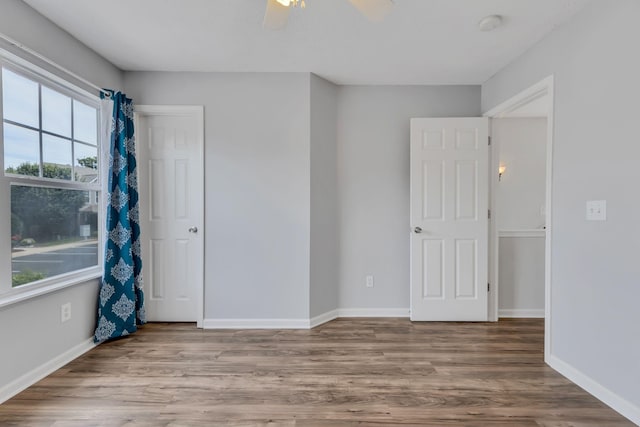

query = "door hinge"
[488,136,492,146]
[488,283,490,292]
[488,209,491,219]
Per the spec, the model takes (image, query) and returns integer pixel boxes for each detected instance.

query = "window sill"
[0,268,102,309]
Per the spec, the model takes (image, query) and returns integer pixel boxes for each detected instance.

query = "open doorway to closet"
[485,76,554,360]
[494,107,547,318]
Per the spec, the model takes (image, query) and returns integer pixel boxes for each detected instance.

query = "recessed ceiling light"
[478,14,503,32]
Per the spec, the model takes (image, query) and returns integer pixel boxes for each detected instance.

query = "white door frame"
[483,76,554,361]
[134,105,205,328]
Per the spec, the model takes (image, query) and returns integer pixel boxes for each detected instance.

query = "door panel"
[422,239,444,298]
[410,118,488,321]
[136,108,204,324]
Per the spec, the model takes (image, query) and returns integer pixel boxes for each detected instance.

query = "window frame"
[0,51,104,308]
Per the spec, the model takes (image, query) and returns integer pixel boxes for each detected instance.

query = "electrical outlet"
[586,200,606,221]
[365,275,374,288]
[61,302,71,323]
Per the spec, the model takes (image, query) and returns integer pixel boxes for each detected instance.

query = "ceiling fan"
[263,0,394,30]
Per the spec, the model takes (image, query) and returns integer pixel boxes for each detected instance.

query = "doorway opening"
[484,76,554,361]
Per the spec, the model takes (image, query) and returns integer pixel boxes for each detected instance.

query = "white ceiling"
[23,0,589,85]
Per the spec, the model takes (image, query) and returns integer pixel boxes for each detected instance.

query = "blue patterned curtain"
[94,91,145,343]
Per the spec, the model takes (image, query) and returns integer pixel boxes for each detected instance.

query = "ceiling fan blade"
[263,0,291,30]
[348,0,394,22]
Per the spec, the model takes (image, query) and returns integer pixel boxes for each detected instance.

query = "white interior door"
[135,106,204,326]
[410,118,489,321]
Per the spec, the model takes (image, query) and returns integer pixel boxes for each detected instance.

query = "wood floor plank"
[0,318,634,426]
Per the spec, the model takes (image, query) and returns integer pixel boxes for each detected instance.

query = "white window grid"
[0,53,104,305]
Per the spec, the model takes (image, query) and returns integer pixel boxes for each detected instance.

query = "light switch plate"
[586,200,606,221]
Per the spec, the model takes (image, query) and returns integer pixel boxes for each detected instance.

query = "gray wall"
[0,282,99,388]
[125,75,481,319]
[483,0,640,411]
[124,71,312,320]
[309,75,339,318]
[498,236,545,314]
[0,0,122,93]
[0,0,123,391]
[336,86,481,310]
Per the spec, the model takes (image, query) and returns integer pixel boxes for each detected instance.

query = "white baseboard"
[202,318,311,329]
[499,308,545,318]
[0,338,96,404]
[338,308,410,318]
[202,308,410,330]
[309,309,339,328]
[547,354,640,425]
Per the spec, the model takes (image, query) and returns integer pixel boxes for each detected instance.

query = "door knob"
[414,227,422,234]
[188,226,198,233]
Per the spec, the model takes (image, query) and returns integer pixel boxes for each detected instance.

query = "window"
[1,61,102,297]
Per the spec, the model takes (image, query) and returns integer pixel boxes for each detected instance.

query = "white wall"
[483,0,640,420]
[310,75,339,318]
[0,0,123,396]
[124,71,312,321]
[336,86,481,311]
[494,118,547,230]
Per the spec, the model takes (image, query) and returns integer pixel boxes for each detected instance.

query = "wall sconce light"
[276,0,305,7]
[498,164,506,181]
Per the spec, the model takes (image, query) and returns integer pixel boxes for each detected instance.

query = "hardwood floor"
[0,318,633,426]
